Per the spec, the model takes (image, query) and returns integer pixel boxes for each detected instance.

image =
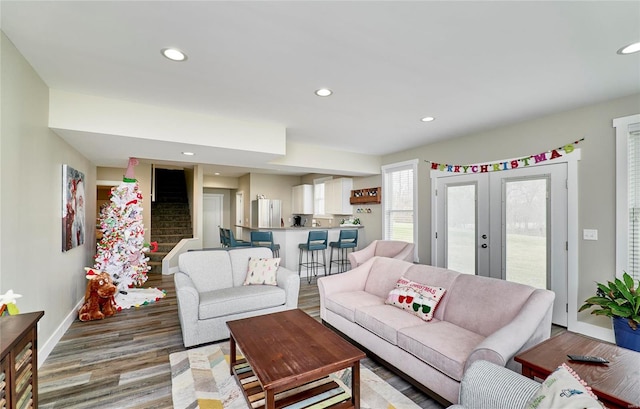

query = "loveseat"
[347,239,414,268]
[318,256,555,404]
[174,247,300,347]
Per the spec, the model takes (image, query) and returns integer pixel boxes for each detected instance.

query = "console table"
[0,311,44,409]
[515,331,640,409]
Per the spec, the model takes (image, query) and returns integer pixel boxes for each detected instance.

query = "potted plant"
[578,272,640,352]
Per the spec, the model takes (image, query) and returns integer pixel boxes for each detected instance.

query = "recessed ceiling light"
[421,116,435,122]
[315,88,333,97]
[618,41,640,55]
[182,151,195,156]
[161,48,187,61]
[214,172,220,176]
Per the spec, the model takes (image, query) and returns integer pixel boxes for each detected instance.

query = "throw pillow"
[243,257,280,286]
[385,277,446,321]
[524,363,604,409]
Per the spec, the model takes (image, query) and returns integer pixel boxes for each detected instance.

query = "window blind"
[629,128,640,280]
[313,177,331,215]
[382,162,416,243]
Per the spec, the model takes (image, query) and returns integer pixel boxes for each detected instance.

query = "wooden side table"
[515,331,640,409]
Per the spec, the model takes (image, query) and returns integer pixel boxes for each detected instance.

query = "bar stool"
[227,229,251,247]
[298,230,328,283]
[250,231,280,257]
[219,226,229,247]
[329,229,358,274]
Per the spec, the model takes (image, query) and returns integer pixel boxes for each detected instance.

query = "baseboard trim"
[38,297,84,368]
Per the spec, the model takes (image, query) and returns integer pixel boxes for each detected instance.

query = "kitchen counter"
[234,225,366,272]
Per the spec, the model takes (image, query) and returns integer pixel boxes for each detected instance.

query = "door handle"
[481,244,488,248]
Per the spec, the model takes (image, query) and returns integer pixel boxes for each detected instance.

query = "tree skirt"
[170,342,423,409]
[115,287,166,310]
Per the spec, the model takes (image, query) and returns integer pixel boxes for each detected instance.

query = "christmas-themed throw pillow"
[385,277,446,321]
[243,257,280,286]
[524,363,604,409]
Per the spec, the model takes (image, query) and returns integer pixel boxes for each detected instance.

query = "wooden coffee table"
[227,309,366,409]
[515,331,640,409]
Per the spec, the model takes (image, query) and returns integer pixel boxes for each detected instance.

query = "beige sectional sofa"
[318,256,555,405]
[174,247,300,347]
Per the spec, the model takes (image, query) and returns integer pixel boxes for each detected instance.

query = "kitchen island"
[236,225,365,273]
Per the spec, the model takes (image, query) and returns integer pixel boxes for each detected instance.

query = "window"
[313,176,332,215]
[382,160,418,260]
[615,114,640,281]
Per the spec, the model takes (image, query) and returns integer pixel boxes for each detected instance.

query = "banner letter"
[533,153,547,163]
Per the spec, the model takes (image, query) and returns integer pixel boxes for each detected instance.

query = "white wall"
[97,165,152,243]
[383,93,640,331]
[0,33,96,363]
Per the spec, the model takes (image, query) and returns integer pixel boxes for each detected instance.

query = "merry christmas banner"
[427,138,584,173]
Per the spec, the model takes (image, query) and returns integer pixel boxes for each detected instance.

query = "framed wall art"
[62,164,86,252]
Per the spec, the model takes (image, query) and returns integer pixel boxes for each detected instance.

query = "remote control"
[567,354,609,363]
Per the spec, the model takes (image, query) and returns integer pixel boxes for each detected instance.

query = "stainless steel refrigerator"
[251,199,282,228]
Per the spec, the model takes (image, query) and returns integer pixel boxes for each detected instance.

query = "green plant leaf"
[611,305,632,317]
[623,272,635,292]
[586,296,611,305]
[596,282,611,295]
[593,309,612,317]
[614,278,634,304]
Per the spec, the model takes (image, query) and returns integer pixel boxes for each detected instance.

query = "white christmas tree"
[94,158,150,300]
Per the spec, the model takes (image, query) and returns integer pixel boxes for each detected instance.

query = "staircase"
[148,169,193,273]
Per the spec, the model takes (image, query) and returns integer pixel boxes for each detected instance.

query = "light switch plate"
[583,229,598,240]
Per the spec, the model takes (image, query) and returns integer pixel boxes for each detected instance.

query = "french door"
[433,163,568,325]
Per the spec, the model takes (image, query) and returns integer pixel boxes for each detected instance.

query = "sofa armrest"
[276,266,301,309]
[448,360,539,409]
[317,259,374,320]
[174,271,201,347]
[466,289,555,370]
[395,243,415,263]
[348,241,377,268]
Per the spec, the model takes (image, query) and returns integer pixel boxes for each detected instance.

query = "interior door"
[203,194,223,248]
[434,163,568,325]
[235,192,244,238]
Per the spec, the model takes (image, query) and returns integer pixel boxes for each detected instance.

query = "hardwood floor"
[38,273,561,409]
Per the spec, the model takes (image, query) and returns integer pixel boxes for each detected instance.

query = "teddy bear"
[79,267,118,321]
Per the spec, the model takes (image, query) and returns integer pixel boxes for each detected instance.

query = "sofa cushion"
[403,265,460,321]
[525,363,603,409]
[363,257,413,298]
[243,257,280,285]
[228,247,273,286]
[324,291,384,322]
[398,321,485,381]
[385,277,446,321]
[355,304,427,345]
[178,250,233,293]
[198,285,286,319]
[442,274,536,337]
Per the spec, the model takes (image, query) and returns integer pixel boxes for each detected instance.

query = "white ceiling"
[1,1,639,177]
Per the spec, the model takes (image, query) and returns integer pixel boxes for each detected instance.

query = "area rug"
[170,343,421,409]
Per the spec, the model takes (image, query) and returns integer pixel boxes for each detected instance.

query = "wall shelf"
[350,187,381,204]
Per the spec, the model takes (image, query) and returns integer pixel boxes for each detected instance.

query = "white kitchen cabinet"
[292,184,314,214]
[325,178,353,215]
